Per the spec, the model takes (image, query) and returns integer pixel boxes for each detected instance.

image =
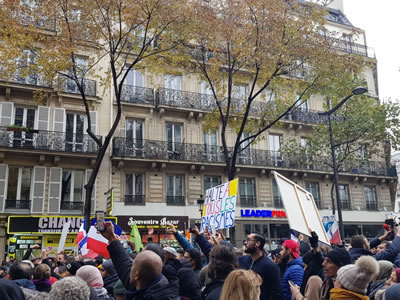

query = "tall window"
[239,178,256,207]
[203,131,217,162]
[204,176,221,193]
[201,81,213,106]
[305,182,321,209]
[338,184,350,210]
[61,170,84,203]
[16,49,39,85]
[13,107,36,147]
[166,123,182,153]
[364,186,378,211]
[66,113,85,152]
[167,175,184,205]
[269,134,282,166]
[7,167,32,209]
[125,173,144,205]
[233,84,247,99]
[67,57,88,93]
[126,119,143,155]
[265,89,276,103]
[272,179,283,208]
[239,132,251,164]
[126,69,143,87]
[164,75,182,104]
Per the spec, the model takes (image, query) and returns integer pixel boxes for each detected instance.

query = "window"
[167,175,184,205]
[338,184,350,210]
[164,74,181,90]
[66,113,86,152]
[239,178,256,207]
[204,176,221,193]
[265,89,276,103]
[125,173,144,205]
[126,119,143,155]
[126,69,143,87]
[272,179,283,208]
[166,123,182,154]
[364,186,378,211]
[201,81,213,106]
[269,134,282,166]
[270,224,290,239]
[233,84,247,99]
[305,182,321,209]
[297,94,308,111]
[203,131,217,162]
[61,170,84,206]
[6,167,32,209]
[238,132,251,164]
[12,107,36,148]
[342,33,353,53]
[66,57,89,93]
[16,49,39,85]
[344,224,361,240]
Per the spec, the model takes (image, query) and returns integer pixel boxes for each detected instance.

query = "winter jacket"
[201,280,224,300]
[174,232,193,251]
[329,287,369,300]
[350,236,400,263]
[281,257,304,300]
[103,272,119,296]
[177,259,201,300]
[13,278,37,290]
[0,279,28,300]
[292,275,322,300]
[33,278,52,292]
[124,275,180,300]
[368,280,386,300]
[194,234,213,262]
[238,254,282,300]
[93,286,113,299]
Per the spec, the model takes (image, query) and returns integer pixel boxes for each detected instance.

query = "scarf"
[329,288,370,300]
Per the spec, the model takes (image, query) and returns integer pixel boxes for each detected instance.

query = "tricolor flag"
[86,219,123,258]
[76,221,89,255]
[322,215,340,244]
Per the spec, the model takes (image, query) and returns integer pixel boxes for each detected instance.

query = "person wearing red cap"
[280,239,304,300]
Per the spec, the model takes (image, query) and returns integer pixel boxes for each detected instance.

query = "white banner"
[57,221,71,253]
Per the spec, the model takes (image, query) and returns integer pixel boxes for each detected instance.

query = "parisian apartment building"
[0,0,397,259]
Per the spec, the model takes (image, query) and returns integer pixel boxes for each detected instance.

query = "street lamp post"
[320,87,367,242]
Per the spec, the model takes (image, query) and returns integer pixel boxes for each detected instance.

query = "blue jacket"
[173,231,193,250]
[194,234,213,262]
[238,255,282,300]
[281,257,304,300]
[349,236,400,263]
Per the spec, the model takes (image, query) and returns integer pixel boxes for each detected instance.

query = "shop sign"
[117,216,189,232]
[8,216,117,234]
[240,209,287,218]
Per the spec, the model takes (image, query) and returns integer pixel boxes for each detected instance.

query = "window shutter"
[89,111,97,135]
[85,169,96,214]
[31,166,46,213]
[53,108,65,132]
[36,107,50,131]
[48,168,62,213]
[0,164,8,212]
[0,102,14,126]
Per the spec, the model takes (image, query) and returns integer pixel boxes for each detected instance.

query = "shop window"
[344,224,361,240]
[270,223,290,239]
[362,224,383,239]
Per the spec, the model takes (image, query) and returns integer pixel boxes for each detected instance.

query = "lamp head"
[352,86,368,95]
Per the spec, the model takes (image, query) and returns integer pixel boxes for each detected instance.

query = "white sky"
[343,0,400,102]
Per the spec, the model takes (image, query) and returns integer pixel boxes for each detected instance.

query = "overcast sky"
[343,0,400,102]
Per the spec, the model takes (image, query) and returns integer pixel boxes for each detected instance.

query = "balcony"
[331,38,375,59]
[58,77,97,97]
[166,196,185,206]
[124,195,145,205]
[5,199,30,210]
[112,137,395,177]
[121,85,154,105]
[240,196,256,207]
[366,202,378,211]
[0,127,100,154]
[60,202,84,210]
[156,88,215,111]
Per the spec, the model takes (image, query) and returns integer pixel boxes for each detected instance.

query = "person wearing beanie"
[319,248,352,300]
[367,260,395,300]
[76,265,112,299]
[280,239,304,300]
[113,279,126,300]
[65,261,84,276]
[383,283,400,300]
[101,259,119,297]
[330,255,379,300]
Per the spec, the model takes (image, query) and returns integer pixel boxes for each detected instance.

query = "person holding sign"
[238,233,282,300]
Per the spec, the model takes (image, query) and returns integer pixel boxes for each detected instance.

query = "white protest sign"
[57,221,71,254]
[273,171,330,245]
[200,178,238,233]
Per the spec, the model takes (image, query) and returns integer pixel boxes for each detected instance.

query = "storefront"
[7,215,117,259]
[117,215,189,248]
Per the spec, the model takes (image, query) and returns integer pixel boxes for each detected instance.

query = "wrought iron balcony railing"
[60,201,84,210]
[366,202,378,211]
[121,85,155,105]
[240,196,256,207]
[166,196,185,206]
[112,137,394,177]
[58,77,97,97]
[125,195,145,205]
[5,199,30,209]
[156,88,216,111]
[0,127,101,154]
[331,38,375,59]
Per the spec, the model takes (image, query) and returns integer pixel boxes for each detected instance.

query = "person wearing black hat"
[319,248,352,300]
[65,261,84,276]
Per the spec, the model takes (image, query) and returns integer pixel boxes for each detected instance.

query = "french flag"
[76,222,89,255]
[86,219,123,258]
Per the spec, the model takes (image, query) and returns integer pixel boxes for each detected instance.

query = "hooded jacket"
[281,257,304,300]
[329,287,369,300]
[124,275,180,300]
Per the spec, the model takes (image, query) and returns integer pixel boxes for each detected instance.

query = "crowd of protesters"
[2,221,400,299]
